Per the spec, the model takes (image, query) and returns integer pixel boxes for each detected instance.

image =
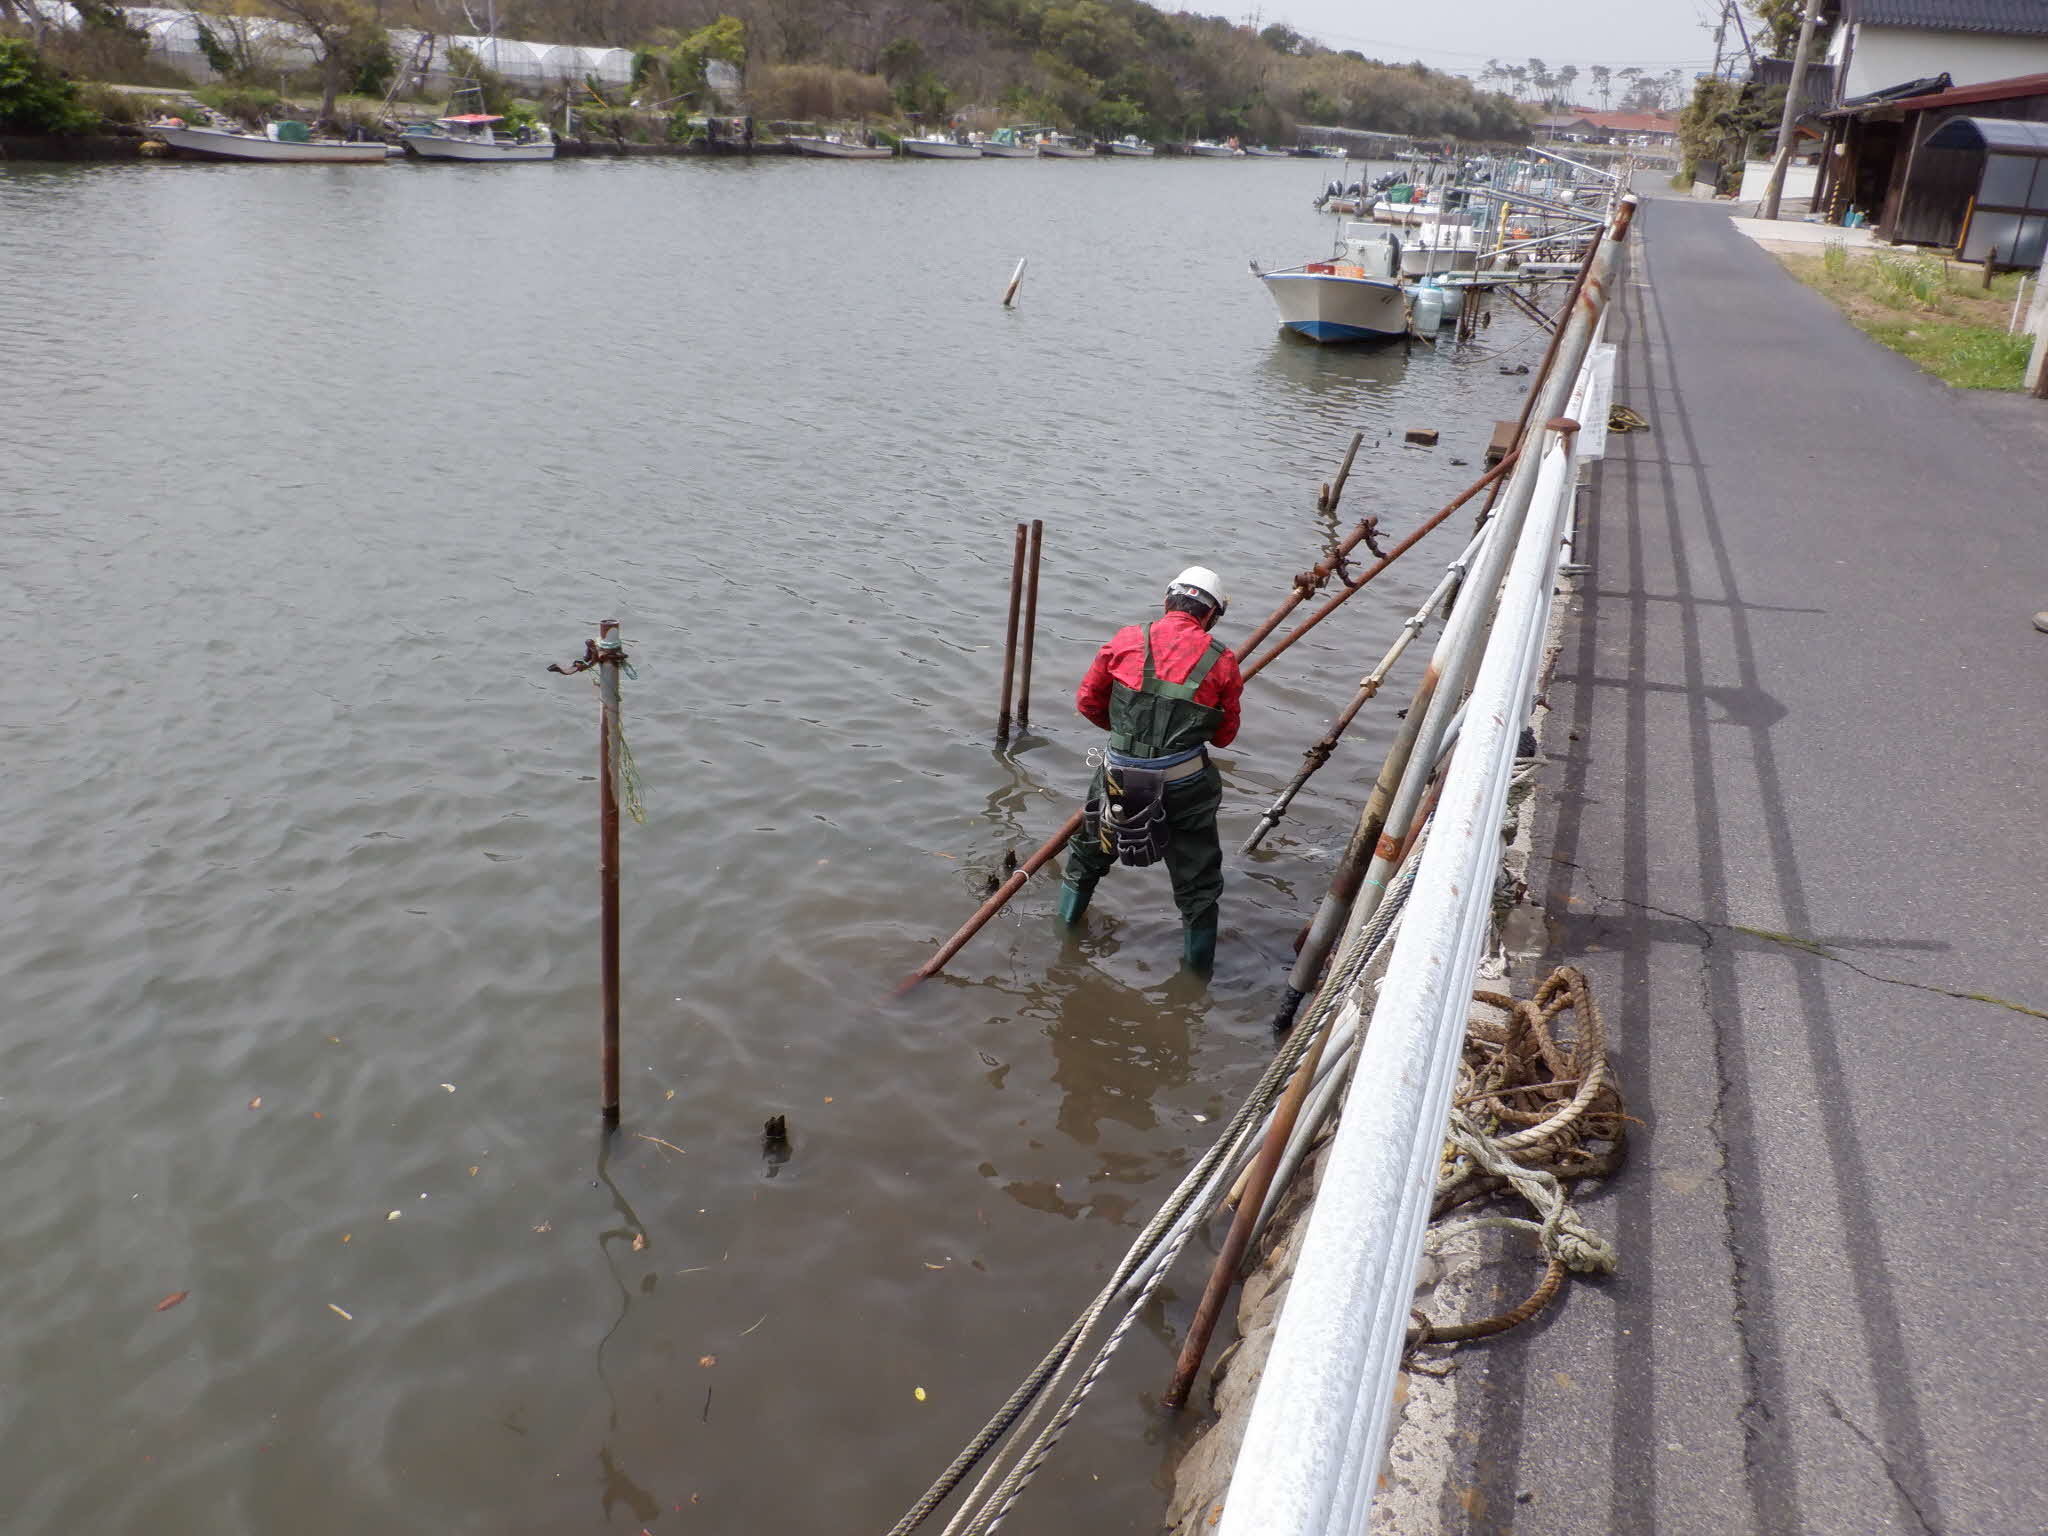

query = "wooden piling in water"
[1017,519,1043,731]
[997,522,1027,740]
[597,619,624,1124]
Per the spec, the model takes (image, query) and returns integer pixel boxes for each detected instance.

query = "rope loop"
[1413,965,1627,1350]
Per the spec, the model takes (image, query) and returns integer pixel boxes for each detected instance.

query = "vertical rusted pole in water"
[597,619,623,1125]
[996,521,1027,741]
[1017,519,1043,731]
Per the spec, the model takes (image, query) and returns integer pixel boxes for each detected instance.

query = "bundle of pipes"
[1268,195,1632,1036]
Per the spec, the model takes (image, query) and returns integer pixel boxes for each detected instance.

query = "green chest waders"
[1083,627,1225,868]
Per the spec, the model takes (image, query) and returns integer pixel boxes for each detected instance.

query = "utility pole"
[1711,0,1729,81]
[1760,0,1822,220]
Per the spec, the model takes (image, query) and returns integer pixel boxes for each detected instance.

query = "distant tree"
[1589,63,1611,110]
[263,0,385,120]
[878,37,924,85]
[1679,72,1784,180]
[0,36,96,133]
[634,16,746,105]
[1524,56,1550,105]
[1556,63,1578,107]
[1749,0,1830,57]
[1258,22,1303,56]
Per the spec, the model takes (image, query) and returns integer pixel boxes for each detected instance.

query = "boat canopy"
[440,114,503,124]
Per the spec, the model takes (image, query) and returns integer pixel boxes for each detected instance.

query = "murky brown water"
[0,152,1545,1534]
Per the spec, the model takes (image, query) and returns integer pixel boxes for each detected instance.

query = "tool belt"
[1084,750,1207,868]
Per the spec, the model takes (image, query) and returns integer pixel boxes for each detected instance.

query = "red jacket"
[1076,611,1243,748]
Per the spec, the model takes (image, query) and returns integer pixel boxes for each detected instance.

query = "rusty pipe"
[1017,520,1043,730]
[895,810,1085,993]
[996,522,1026,740]
[1473,225,1605,529]
[1240,452,1516,684]
[1236,434,1367,658]
[1162,1021,1331,1410]
[597,618,623,1125]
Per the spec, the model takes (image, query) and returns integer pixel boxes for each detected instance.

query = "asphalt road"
[1451,196,2048,1534]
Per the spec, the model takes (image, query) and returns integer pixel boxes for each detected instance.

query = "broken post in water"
[549,618,629,1124]
[1003,257,1028,307]
[1017,519,1043,731]
[997,522,1027,741]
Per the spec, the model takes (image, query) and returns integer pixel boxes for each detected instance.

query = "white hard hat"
[1167,565,1229,614]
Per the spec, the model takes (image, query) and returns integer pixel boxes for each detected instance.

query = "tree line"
[3,0,1536,143]
[1479,59,1690,115]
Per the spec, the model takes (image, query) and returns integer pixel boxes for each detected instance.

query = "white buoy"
[1003,258,1028,307]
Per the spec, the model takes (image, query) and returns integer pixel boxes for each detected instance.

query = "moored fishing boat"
[901,131,979,159]
[1187,139,1242,158]
[148,119,389,163]
[400,113,554,161]
[977,126,1042,157]
[1255,223,1410,343]
[788,134,895,159]
[1242,145,1290,158]
[1398,222,1484,276]
[1108,135,1156,157]
[1035,133,1096,158]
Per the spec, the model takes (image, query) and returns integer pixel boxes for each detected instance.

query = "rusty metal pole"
[996,522,1027,741]
[895,809,1085,992]
[1163,1025,1330,1409]
[1017,519,1043,731]
[1236,435,1369,661]
[597,619,624,1125]
[1240,453,1516,683]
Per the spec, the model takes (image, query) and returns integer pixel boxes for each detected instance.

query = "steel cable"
[884,843,1429,1536]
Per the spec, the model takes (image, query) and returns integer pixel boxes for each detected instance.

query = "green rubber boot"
[1182,916,1218,975]
[1058,879,1095,926]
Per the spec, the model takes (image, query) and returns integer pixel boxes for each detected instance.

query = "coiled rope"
[1409,965,1626,1348]
[884,836,1430,1536]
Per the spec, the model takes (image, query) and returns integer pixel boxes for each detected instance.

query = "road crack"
[1543,855,2047,1021]
[1818,1388,1941,1535]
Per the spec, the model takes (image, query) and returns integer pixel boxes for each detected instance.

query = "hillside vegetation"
[6,0,1531,143]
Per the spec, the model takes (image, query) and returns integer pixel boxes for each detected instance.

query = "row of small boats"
[789,128,1292,160]
[1258,150,1620,344]
[149,113,554,162]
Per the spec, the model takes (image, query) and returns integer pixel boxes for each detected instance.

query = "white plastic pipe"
[1218,432,1579,1536]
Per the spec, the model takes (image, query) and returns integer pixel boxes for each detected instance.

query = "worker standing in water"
[1059,567,1243,973]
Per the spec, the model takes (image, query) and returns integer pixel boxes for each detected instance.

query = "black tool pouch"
[1103,767,1170,868]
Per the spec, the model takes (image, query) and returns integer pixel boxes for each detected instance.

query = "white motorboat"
[1243,146,1290,158]
[978,126,1041,157]
[148,119,388,163]
[1373,196,1444,225]
[1108,136,1155,157]
[787,134,895,159]
[1398,222,1484,276]
[901,132,979,159]
[1257,225,1410,343]
[1188,140,1242,158]
[1035,134,1096,158]
[401,113,554,161]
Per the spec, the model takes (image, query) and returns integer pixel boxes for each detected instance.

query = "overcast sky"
[1259,0,1726,86]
